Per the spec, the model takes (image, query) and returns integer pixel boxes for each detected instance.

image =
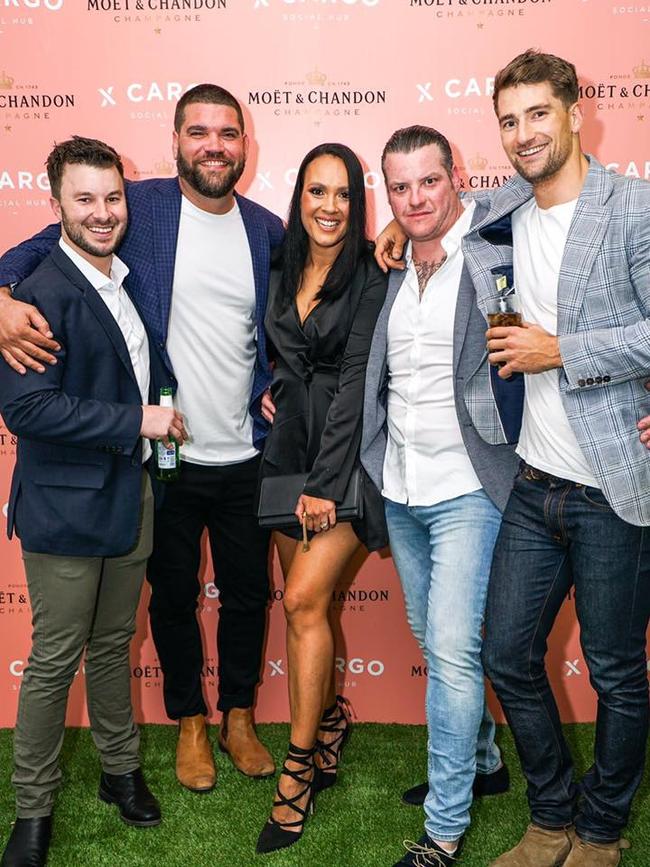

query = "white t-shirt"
[382,200,482,505]
[512,197,598,487]
[166,196,258,465]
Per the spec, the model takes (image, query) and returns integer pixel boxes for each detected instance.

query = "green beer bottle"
[155,387,180,482]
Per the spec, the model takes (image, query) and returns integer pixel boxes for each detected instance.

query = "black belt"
[519,461,572,485]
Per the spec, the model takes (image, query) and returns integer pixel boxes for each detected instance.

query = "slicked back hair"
[381,125,454,180]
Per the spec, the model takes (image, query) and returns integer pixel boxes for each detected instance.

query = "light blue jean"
[385,490,502,842]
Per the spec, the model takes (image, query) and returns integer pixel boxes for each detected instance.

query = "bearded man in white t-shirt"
[462,50,650,867]
[0,85,284,795]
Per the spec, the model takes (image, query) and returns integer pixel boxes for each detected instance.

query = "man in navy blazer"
[0,85,284,791]
[0,137,186,867]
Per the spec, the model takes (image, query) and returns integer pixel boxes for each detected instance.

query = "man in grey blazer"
[471,51,650,867]
[361,126,520,867]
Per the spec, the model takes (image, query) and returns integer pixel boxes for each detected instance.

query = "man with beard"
[462,50,650,867]
[0,85,284,793]
[0,137,186,867]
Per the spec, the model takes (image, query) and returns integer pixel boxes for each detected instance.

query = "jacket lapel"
[556,159,612,334]
[152,180,182,343]
[50,246,138,387]
[453,199,489,375]
[237,192,269,341]
[377,267,407,369]
[462,181,530,316]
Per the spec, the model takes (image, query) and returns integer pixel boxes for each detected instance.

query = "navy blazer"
[0,245,166,557]
[0,178,286,449]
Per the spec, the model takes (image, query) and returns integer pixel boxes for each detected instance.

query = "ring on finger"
[320,521,329,530]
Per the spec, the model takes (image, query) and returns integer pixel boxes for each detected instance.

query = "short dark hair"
[281,142,369,305]
[174,83,245,133]
[492,49,579,113]
[381,125,453,179]
[46,136,124,199]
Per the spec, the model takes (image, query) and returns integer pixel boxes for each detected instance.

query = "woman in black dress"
[256,143,388,854]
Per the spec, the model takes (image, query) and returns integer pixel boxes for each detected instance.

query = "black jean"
[482,466,650,843]
[147,455,271,717]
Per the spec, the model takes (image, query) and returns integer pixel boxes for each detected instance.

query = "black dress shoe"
[402,762,510,806]
[393,833,463,866]
[98,769,161,827]
[1,816,52,867]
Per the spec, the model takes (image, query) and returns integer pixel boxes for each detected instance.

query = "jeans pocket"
[580,485,611,510]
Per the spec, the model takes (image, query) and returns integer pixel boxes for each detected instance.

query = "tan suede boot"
[490,824,575,867]
[175,714,216,793]
[219,707,275,778]
[563,836,630,867]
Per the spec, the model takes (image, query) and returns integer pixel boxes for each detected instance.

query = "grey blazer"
[361,196,519,513]
[463,156,650,526]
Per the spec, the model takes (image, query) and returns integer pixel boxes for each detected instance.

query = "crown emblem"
[0,71,15,89]
[468,152,488,171]
[306,67,327,86]
[154,156,174,175]
[633,59,650,79]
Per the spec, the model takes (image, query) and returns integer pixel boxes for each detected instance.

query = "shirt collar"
[58,237,129,292]
[404,198,476,267]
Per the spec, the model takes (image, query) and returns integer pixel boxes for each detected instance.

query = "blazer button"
[595,376,602,384]
[603,375,611,383]
[578,379,586,387]
[586,378,594,385]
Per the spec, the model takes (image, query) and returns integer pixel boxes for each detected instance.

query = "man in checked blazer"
[361,126,522,867]
[468,51,650,867]
[0,85,284,792]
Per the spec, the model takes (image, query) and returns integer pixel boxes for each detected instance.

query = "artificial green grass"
[0,724,647,866]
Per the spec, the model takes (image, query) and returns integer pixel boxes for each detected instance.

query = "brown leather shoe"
[219,707,275,778]
[490,824,575,866]
[563,836,630,867]
[175,714,216,793]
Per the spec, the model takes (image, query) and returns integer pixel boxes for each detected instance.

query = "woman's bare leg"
[270,523,360,826]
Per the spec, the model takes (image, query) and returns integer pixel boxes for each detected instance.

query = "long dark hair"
[281,142,369,304]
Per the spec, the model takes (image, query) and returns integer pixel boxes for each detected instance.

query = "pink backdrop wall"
[1,0,649,727]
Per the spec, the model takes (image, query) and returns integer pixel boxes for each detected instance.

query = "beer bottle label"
[157,441,177,469]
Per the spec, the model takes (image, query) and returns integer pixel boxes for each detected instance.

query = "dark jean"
[147,455,271,718]
[482,464,650,844]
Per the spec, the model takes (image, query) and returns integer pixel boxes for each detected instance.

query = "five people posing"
[0,47,648,867]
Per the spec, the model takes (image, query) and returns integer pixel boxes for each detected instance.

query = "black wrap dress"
[261,252,388,551]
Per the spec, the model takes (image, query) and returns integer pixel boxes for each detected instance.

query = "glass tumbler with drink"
[488,273,522,369]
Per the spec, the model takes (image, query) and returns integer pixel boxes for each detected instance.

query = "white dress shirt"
[382,200,482,506]
[58,238,151,462]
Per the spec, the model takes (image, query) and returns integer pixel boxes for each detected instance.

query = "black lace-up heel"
[314,694,352,793]
[256,743,316,854]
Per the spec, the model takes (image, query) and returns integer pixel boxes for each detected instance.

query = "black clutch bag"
[257,467,364,529]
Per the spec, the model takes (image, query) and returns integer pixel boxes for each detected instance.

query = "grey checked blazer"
[463,156,650,526]
[361,195,519,513]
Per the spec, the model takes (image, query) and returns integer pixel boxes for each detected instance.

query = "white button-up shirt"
[382,200,481,506]
[58,238,151,462]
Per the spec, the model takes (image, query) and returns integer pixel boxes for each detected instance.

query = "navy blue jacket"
[0,178,286,449]
[0,245,167,557]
